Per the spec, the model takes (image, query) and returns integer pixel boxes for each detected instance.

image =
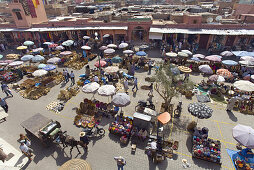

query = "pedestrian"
[79,132,89,150]
[184,73,189,81]
[85,65,90,78]
[226,96,239,112]
[0,98,8,113]
[70,71,75,85]
[19,142,33,160]
[132,77,138,92]
[18,134,31,147]
[63,69,68,83]
[114,156,126,170]
[1,83,13,97]
[148,83,153,96]
[148,59,153,75]
[123,78,129,94]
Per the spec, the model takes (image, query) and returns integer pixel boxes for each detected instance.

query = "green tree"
[153,63,194,111]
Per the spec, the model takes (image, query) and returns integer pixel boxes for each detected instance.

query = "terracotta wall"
[233,4,254,18]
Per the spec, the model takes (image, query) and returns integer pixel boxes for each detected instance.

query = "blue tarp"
[227,148,254,170]
[231,51,254,57]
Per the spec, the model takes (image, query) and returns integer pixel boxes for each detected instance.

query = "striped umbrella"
[59,159,91,170]
[178,66,192,73]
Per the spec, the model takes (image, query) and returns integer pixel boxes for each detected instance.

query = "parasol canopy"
[105,66,119,73]
[112,93,131,107]
[166,52,177,57]
[198,65,213,74]
[190,57,200,62]
[23,41,34,46]
[17,46,27,50]
[32,69,48,77]
[139,45,149,49]
[83,36,90,39]
[43,65,56,71]
[1,60,13,64]
[240,56,254,62]
[208,75,225,82]
[9,61,23,66]
[188,102,213,119]
[233,80,254,92]
[239,60,254,66]
[6,54,19,60]
[107,44,117,48]
[216,69,233,78]
[193,54,205,59]
[98,85,116,96]
[222,60,238,66]
[99,46,108,50]
[111,56,122,63]
[94,60,107,67]
[55,46,65,51]
[103,34,110,38]
[43,42,52,45]
[21,55,33,61]
[82,82,100,93]
[32,48,44,53]
[157,112,171,124]
[0,62,8,66]
[62,40,74,46]
[47,57,61,64]
[32,55,45,62]
[118,43,128,49]
[60,51,72,56]
[205,55,222,62]
[59,159,91,170]
[178,66,192,73]
[181,50,192,56]
[123,50,134,54]
[177,52,188,58]
[38,63,46,69]
[220,51,234,57]
[104,48,115,54]
[136,51,147,56]
[233,124,254,149]
[49,44,58,48]
[81,46,91,50]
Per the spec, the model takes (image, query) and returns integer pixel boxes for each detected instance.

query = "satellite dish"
[216,16,222,22]
[207,17,213,23]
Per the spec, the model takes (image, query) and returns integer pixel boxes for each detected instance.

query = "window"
[15,12,22,20]
[193,20,197,24]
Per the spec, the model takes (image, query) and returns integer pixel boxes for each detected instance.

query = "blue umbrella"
[222,60,238,66]
[190,57,200,62]
[32,55,45,62]
[43,65,56,71]
[111,56,122,63]
[21,55,34,61]
[136,51,147,56]
[38,64,46,69]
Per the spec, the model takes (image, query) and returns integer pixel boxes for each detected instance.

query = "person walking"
[114,156,126,170]
[123,78,129,94]
[226,96,239,112]
[70,71,75,85]
[63,69,69,83]
[148,83,153,96]
[0,98,8,113]
[1,83,13,97]
[19,142,33,160]
[132,77,138,92]
[148,59,153,75]
[79,132,89,150]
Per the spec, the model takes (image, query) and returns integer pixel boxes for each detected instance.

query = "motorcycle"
[135,100,155,112]
[83,125,105,138]
[174,101,182,118]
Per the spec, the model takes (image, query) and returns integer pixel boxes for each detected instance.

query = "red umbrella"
[49,44,58,48]
[94,60,107,67]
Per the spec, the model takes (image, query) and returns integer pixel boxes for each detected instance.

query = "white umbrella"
[32,55,45,62]
[118,43,128,49]
[98,85,116,96]
[47,57,61,64]
[181,50,192,56]
[32,69,48,77]
[81,46,91,50]
[21,55,34,61]
[166,52,177,57]
[240,56,254,62]
[123,50,134,54]
[199,65,213,74]
[103,34,110,38]
[178,52,189,58]
[55,46,65,50]
[9,61,23,66]
[112,93,131,107]
[139,45,149,49]
[43,42,52,45]
[233,80,254,92]
[220,51,233,57]
[99,46,108,50]
[233,124,254,148]
[107,44,117,48]
[193,54,205,59]
[83,36,90,39]
[105,66,119,73]
[239,60,254,66]
[82,82,100,93]
[104,48,115,54]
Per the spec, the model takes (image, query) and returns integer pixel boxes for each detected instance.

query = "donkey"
[58,131,81,154]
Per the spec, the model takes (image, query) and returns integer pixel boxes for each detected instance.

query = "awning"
[0,26,128,32]
[150,27,254,35]
[149,32,163,40]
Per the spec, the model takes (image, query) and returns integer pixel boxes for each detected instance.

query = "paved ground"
[0,48,246,170]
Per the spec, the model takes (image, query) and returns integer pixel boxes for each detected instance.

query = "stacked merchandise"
[109,116,133,137]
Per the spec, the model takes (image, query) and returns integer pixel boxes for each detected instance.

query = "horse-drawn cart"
[21,113,62,147]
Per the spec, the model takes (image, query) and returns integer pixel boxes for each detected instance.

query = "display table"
[109,116,133,137]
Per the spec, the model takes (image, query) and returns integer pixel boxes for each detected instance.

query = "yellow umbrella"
[17,46,27,50]
[178,66,192,73]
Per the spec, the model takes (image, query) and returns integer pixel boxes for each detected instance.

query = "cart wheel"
[98,129,105,136]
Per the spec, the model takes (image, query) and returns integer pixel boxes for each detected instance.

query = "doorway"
[199,34,210,49]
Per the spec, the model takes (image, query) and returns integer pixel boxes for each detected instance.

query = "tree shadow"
[227,110,238,122]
